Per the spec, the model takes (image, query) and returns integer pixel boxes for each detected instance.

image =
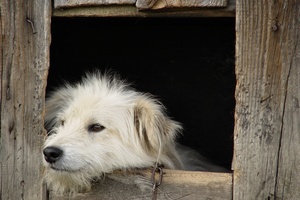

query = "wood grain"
[54,0,228,10]
[53,4,235,17]
[137,0,227,10]
[55,0,136,9]
[0,0,51,199]
[234,1,300,199]
[51,169,232,200]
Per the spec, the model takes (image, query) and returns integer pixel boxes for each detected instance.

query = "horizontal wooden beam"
[51,169,232,199]
[53,3,235,17]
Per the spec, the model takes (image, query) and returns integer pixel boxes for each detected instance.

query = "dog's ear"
[44,88,73,131]
[134,95,182,155]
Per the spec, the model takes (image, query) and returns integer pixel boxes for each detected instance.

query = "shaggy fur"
[43,72,225,194]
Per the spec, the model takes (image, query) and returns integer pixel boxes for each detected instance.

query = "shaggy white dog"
[43,72,225,194]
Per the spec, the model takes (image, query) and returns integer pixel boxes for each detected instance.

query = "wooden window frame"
[1,0,300,199]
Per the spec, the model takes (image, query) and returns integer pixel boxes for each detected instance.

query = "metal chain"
[151,163,164,200]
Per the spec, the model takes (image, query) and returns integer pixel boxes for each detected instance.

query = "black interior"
[49,17,235,170]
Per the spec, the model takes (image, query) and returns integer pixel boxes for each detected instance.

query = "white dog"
[43,72,225,194]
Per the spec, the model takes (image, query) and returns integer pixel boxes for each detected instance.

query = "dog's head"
[43,73,182,193]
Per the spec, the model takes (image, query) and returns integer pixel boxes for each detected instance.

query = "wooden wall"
[0,0,51,199]
[234,1,300,199]
[1,0,300,199]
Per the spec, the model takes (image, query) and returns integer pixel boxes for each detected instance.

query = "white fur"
[43,72,225,194]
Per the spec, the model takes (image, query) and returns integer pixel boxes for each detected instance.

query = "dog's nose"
[43,147,63,163]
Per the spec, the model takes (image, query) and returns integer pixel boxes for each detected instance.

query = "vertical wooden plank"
[0,5,2,197]
[234,0,300,199]
[0,0,51,199]
[275,2,300,198]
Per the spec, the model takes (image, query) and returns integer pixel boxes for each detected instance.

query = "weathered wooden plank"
[54,0,227,9]
[0,0,51,199]
[234,0,300,199]
[55,0,136,9]
[53,2,235,17]
[51,170,232,200]
[274,3,300,198]
[137,0,227,10]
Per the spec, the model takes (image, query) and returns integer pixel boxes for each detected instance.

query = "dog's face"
[45,94,136,173]
[43,73,182,193]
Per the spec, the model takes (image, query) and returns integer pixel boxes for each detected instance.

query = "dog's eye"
[60,120,65,126]
[88,123,105,132]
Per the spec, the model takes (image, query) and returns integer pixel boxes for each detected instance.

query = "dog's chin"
[44,163,84,173]
[44,165,96,194]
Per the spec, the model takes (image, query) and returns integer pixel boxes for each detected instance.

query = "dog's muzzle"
[43,146,63,163]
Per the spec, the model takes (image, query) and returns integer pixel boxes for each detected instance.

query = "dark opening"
[49,17,235,170]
